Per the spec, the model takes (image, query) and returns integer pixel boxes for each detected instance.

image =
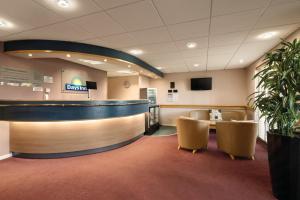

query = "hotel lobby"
[0,0,299,200]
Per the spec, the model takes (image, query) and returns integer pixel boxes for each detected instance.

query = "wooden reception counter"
[0,100,148,158]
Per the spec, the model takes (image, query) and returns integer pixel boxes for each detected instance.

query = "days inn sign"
[65,77,88,91]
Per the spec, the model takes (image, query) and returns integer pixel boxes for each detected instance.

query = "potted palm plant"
[250,39,300,200]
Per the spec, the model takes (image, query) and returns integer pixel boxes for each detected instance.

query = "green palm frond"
[249,39,300,137]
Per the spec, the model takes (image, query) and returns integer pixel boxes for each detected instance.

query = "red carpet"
[0,135,275,200]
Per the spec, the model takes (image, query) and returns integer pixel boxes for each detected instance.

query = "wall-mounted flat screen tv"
[86,81,97,90]
[191,78,212,90]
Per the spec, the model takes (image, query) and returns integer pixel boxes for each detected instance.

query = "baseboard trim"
[0,153,12,160]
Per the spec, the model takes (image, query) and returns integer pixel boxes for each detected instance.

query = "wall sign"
[61,69,88,93]
[65,84,87,91]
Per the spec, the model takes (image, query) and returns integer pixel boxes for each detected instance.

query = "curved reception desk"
[0,100,148,158]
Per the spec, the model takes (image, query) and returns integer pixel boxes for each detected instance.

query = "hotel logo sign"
[65,76,87,92]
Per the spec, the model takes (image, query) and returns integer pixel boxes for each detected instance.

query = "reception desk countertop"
[0,100,149,121]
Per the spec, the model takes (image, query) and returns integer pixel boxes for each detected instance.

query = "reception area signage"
[65,84,87,91]
[62,69,88,93]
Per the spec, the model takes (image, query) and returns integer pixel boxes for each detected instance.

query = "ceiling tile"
[35,0,102,18]
[256,1,300,28]
[180,49,207,59]
[212,0,270,16]
[209,31,248,47]
[84,33,138,49]
[107,1,164,31]
[130,27,173,44]
[0,0,62,28]
[140,52,183,64]
[153,0,210,24]
[185,57,207,68]
[208,45,239,56]
[175,37,208,50]
[271,0,299,6]
[211,10,261,35]
[94,0,140,9]
[2,21,94,41]
[207,54,232,69]
[70,12,126,37]
[124,42,178,54]
[168,19,210,40]
[245,24,299,43]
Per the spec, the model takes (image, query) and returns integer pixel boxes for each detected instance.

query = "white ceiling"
[0,0,299,74]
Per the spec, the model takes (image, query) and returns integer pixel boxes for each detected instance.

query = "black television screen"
[191,78,212,90]
[86,81,97,90]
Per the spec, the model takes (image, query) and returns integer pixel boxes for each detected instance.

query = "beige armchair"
[189,110,210,120]
[216,121,258,160]
[221,110,247,121]
[176,117,209,154]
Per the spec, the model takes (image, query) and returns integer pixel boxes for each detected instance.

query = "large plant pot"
[267,133,300,200]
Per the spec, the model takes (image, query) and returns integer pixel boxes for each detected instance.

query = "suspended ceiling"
[0,0,299,74]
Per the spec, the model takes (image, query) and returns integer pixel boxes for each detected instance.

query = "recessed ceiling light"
[156,67,163,70]
[239,59,244,64]
[128,65,131,68]
[186,42,197,49]
[45,50,52,53]
[117,70,132,74]
[28,53,33,57]
[0,19,13,29]
[78,59,103,65]
[193,64,199,67]
[66,54,71,58]
[257,31,277,40]
[0,20,7,27]
[57,0,70,8]
[129,49,143,55]
[104,58,107,62]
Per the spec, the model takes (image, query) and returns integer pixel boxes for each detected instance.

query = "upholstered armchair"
[176,117,209,154]
[221,111,247,121]
[216,121,258,160]
[189,110,210,120]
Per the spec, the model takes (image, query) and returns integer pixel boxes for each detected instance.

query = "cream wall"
[149,69,248,126]
[150,69,248,105]
[107,75,150,100]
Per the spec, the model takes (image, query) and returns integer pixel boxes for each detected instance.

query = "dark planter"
[267,133,300,200]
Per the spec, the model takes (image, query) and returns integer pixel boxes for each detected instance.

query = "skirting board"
[0,153,12,160]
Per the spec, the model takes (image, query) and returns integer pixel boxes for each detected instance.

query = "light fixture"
[129,49,143,55]
[66,54,71,58]
[78,59,103,65]
[239,59,244,64]
[193,64,199,67]
[57,0,70,8]
[0,20,7,27]
[45,50,53,53]
[117,70,132,74]
[28,53,33,57]
[0,19,13,29]
[186,42,197,49]
[128,65,131,68]
[257,31,277,40]
[156,67,163,70]
[104,58,107,62]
